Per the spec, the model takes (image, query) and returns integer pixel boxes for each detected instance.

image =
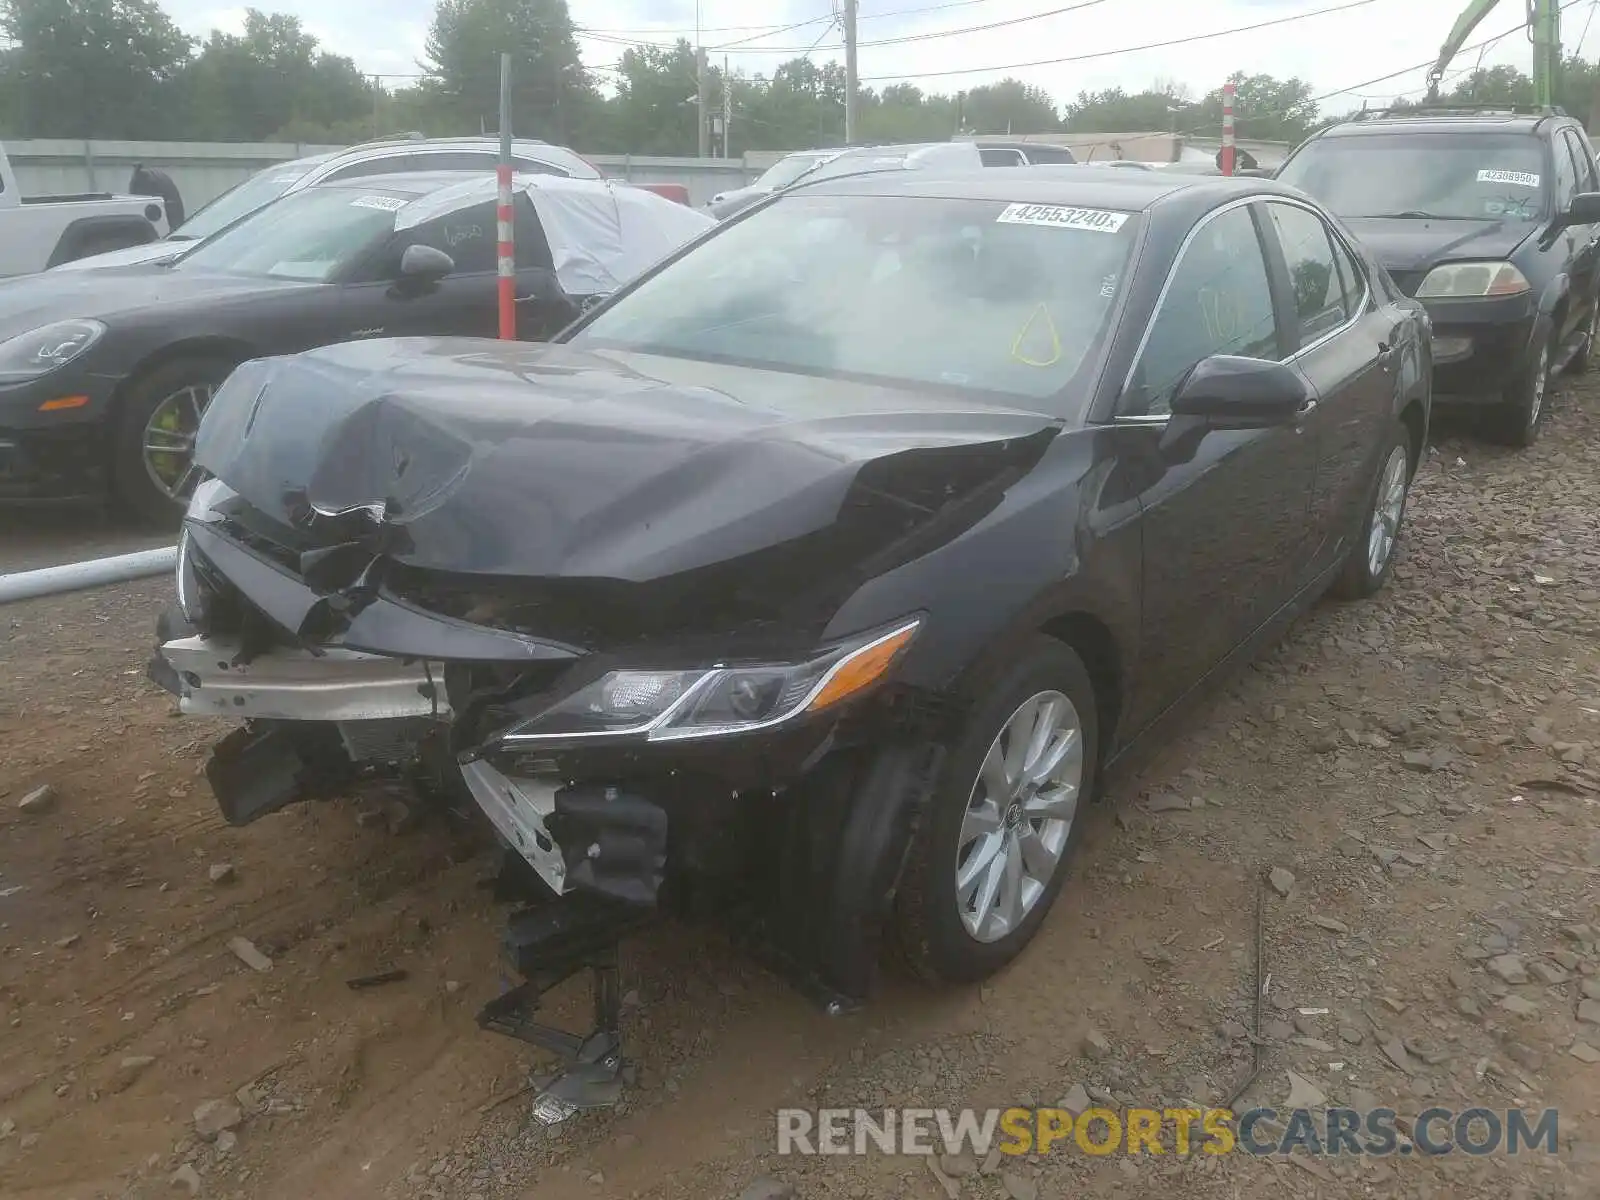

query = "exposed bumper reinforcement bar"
[157,635,449,722]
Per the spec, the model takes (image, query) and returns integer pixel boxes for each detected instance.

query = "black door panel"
[1116,200,1318,727]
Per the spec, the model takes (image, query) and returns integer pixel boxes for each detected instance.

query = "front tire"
[1487,333,1552,447]
[1331,421,1412,601]
[113,356,237,525]
[894,637,1098,984]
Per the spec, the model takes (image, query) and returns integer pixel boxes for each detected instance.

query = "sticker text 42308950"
[996,203,1129,233]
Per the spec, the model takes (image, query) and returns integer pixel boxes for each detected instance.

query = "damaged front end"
[149,338,1058,1110]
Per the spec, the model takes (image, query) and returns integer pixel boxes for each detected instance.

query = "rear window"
[1277,131,1547,221]
[573,192,1139,404]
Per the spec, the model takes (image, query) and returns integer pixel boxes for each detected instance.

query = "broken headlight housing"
[499,618,921,744]
[175,477,233,625]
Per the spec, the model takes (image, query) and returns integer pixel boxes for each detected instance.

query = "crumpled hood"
[1342,216,1533,273]
[193,337,1061,585]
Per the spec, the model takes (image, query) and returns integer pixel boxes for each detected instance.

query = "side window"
[1562,129,1597,194]
[1265,202,1347,343]
[514,157,569,177]
[322,154,421,182]
[1126,204,1280,417]
[1327,227,1368,319]
[410,150,496,173]
[1552,133,1579,210]
[979,148,1027,167]
[380,199,499,275]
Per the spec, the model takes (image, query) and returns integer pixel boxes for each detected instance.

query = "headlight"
[175,478,234,625]
[0,319,106,383]
[1415,261,1530,299]
[500,618,921,745]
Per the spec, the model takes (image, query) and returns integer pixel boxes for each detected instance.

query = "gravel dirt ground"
[3,381,1600,1200]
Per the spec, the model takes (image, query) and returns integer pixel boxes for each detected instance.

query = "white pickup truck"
[0,143,169,278]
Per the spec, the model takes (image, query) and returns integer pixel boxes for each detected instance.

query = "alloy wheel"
[1527,342,1549,429]
[143,383,215,503]
[1366,443,1409,578]
[954,690,1083,943]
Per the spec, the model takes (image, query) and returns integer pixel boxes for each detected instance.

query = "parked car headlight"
[1415,262,1530,299]
[0,319,106,383]
[500,618,921,744]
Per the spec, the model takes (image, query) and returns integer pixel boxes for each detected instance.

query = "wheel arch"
[45,214,161,268]
[1398,397,1426,475]
[109,337,259,419]
[1036,609,1124,763]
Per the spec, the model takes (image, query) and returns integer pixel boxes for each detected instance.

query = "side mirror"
[398,243,455,283]
[1169,355,1311,428]
[1556,191,1600,229]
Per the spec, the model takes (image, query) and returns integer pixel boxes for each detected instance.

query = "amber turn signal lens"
[805,622,919,713]
[38,395,90,412]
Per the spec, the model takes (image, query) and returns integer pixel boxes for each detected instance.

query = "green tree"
[423,0,598,142]
[1194,71,1320,144]
[178,10,372,141]
[960,79,1058,134]
[0,0,194,137]
[1063,86,1191,133]
[603,40,700,156]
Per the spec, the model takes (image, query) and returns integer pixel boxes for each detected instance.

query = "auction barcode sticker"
[1477,169,1541,188]
[351,195,407,211]
[997,203,1129,233]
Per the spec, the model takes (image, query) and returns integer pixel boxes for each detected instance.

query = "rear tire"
[1569,299,1598,374]
[894,637,1098,984]
[1330,420,1412,601]
[113,356,237,526]
[1487,333,1552,447]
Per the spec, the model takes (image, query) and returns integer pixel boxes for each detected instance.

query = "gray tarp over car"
[395,175,716,297]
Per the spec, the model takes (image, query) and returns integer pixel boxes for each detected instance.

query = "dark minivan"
[1277,106,1600,445]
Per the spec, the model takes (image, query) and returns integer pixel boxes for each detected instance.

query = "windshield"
[174,163,316,241]
[1277,132,1548,221]
[175,186,403,281]
[755,154,833,189]
[572,193,1139,403]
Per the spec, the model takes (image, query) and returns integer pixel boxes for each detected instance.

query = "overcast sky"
[170,0,1600,113]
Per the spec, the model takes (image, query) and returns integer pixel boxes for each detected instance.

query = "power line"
[578,0,1104,55]
[578,0,998,37]
[857,0,1378,82]
[1577,0,1599,57]
[1305,0,1589,104]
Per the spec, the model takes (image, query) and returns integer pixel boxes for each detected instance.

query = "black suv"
[1277,106,1600,445]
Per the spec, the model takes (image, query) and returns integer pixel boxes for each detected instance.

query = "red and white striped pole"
[1221,81,1237,176]
[497,52,516,340]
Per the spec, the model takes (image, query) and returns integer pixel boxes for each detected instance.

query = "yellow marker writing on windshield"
[1011,303,1062,367]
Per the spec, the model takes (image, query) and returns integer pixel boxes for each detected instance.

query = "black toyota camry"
[151,166,1429,1103]
[0,172,711,520]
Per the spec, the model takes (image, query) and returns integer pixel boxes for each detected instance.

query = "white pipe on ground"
[0,546,177,605]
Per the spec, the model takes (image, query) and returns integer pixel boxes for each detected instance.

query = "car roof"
[1319,111,1559,138]
[795,164,1284,212]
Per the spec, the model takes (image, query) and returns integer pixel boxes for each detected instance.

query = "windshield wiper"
[1383,210,1454,220]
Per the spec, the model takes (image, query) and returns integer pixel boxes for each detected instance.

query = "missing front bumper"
[157,635,450,722]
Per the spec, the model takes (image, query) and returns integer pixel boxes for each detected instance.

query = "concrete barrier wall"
[6,140,762,212]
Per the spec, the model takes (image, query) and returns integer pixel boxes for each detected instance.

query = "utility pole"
[723,55,733,158]
[844,0,859,145]
[696,45,709,158]
[372,74,381,138]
